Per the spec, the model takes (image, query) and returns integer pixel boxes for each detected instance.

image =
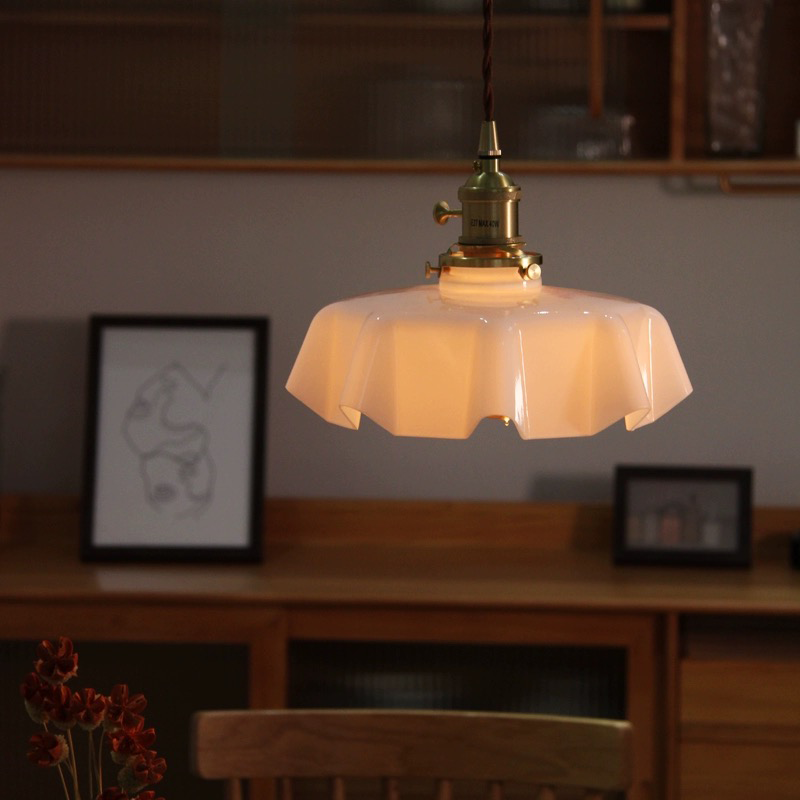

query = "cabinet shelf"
[296,11,672,31]
[0,8,672,32]
[2,153,800,178]
[0,0,798,181]
[0,9,217,28]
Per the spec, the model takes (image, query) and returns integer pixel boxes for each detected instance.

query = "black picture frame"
[613,465,752,567]
[81,315,268,562]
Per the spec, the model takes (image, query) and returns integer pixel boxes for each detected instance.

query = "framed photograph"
[613,465,752,567]
[81,315,268,562]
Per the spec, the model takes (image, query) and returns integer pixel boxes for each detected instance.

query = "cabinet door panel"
[681,659,800,727]
[681,742,800,800]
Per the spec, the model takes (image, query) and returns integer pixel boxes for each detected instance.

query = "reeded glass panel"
[289,640,627,719]
[0,0,672,161]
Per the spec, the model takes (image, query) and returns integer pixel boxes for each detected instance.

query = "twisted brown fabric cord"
[483,0,494,121]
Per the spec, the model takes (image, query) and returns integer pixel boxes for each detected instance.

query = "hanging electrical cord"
[482,0,494,122]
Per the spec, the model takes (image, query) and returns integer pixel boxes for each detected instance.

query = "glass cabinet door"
[0,0,674,163]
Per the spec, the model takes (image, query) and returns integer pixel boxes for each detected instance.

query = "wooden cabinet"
[0,601,286,800]
[2,496,800,800]
[680,744,800,800]
[1,0,798,178]
[286,607,661,800]
[678,616,800,800]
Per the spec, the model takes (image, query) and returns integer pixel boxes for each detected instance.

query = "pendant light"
[286,1,692,439]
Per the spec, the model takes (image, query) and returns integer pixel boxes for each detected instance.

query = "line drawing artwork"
[122,362,226,520]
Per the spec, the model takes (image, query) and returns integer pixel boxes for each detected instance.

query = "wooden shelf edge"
[297,11,672,31]
[0,10,216,27]
[3,154,800,176]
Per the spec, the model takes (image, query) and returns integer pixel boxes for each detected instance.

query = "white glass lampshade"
[286,267,691,439]
[286,122,692,439]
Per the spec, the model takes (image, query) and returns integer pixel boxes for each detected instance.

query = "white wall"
[1,167,798,505]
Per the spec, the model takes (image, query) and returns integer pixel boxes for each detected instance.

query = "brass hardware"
[430,120,543,276]
[519,263,542,281]
[425,261,442,279]
[437,243,542,271]
[719,174,800,196]
[478,122,501,157]
[433,201,463,226]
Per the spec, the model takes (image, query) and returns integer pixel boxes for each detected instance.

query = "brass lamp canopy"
[428,121,542,280]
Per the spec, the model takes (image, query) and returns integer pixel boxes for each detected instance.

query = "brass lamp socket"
[430,121,542,276]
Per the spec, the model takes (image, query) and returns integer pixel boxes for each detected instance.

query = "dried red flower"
[22,638,167,800]
[71,687,108,731]
[34,637,79,685]
[108,726,157,765]
[20,672,51,724]
[27,732,69,767]
[105,684,148,732]
[118,751,165,795]
[130,750,167,786]
[43,684,76,729]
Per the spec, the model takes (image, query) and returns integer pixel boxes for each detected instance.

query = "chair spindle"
[224,777,244,800]
[488,780,504,800]
[384,777,401,800]
[331,775,346,800]
[436,778,454,800]
[279,777,294,800]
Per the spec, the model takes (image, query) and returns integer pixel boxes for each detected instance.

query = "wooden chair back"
[191,709,633,800]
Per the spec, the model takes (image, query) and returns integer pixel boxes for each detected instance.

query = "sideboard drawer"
[681,741,800,800]
[680,657,800,800]
[681,659,800,727]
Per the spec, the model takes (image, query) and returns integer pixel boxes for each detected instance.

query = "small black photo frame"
[613,465,752,567]
[81,315,268,562]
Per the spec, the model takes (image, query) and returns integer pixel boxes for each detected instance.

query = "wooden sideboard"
[2,495,800,800]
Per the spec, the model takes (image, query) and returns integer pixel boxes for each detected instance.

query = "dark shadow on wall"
[0,318,88,494]
[530,474,615,551]
[531,473,612,504]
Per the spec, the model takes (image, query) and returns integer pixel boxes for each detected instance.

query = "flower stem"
[97,727,105,793]
[87,729,94,799]
[56,762,71,800]
[66,728,82,800]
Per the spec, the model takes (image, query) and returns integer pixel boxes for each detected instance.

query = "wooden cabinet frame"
[2,0,798,180]
[0,600,660,800]
[288,606,662,800]
[0,600,286,800]
[0,600,287,709]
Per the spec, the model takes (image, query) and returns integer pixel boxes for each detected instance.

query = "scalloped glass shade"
[286,277,692,440]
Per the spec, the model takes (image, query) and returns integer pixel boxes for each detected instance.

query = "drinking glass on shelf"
[707,0,773,156]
